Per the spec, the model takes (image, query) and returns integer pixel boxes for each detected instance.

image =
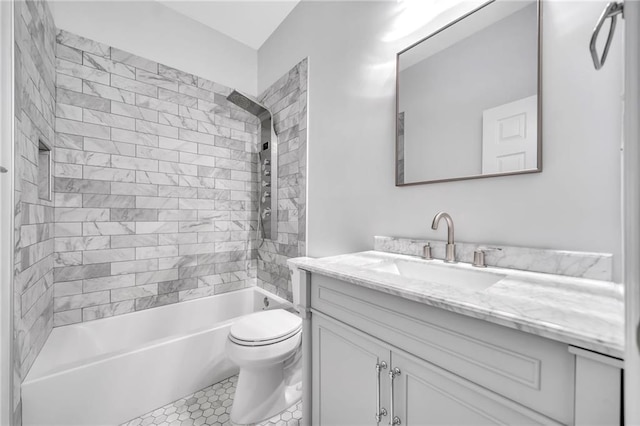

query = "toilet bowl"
[226,261,309,424]
[226,309,303,425]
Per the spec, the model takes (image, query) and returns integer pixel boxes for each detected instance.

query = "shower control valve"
[262,192,271,203]
[263,159,271,167]
[264,169,271,177]
[261,207,272,219]
[262,181,271,187]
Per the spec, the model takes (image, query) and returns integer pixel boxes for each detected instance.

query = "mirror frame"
[395,0,543,186]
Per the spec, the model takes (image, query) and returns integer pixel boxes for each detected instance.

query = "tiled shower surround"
[257,60,308,299]
[13,0,56,420]
[51,30,265,326]
[51,30,308,326]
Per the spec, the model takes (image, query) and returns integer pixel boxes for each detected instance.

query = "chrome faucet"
[431,212,456,263]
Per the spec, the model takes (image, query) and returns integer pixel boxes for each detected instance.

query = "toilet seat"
[229,309,302,347]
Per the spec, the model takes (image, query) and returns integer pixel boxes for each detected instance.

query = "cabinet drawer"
[311,274,575,424]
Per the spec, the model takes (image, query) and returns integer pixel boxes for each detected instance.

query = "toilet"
[226,262,305,425]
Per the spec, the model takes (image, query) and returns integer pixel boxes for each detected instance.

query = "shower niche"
[227,90,278,240]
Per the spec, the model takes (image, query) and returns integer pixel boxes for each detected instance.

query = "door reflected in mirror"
[396,0,541,186]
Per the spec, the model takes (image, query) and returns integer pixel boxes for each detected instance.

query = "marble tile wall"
[13,0,57,422]
[52,30,260,326]
[256,59,308,300]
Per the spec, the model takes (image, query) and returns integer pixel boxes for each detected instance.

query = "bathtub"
[22,287,292,426]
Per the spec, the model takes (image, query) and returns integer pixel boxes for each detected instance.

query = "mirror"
[396,0,541,186]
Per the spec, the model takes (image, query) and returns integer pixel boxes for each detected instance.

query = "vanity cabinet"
[313,314,559,425]
[306,273,623,426]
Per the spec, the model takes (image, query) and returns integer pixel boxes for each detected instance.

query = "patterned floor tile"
[121,375,301,426]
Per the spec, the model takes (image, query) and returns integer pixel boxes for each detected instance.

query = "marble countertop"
[290,251,625,358]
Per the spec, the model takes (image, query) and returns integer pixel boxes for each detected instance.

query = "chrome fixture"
[423,243,432,260]
[590,2,624,70]
[227,90,269,118]
[375,361,388,422]
[472,247,502,268]
[227,90,278,240]
[431,212,456,263]
[389,367,401,425]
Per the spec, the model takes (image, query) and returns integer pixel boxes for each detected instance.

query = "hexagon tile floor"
[120,375,302,426]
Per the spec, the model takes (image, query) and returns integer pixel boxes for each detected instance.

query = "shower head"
[226,90,270,121]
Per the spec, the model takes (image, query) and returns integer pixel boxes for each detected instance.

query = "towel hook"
[590,2,624,70]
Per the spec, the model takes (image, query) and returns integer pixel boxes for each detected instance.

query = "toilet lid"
[229,309,302,346]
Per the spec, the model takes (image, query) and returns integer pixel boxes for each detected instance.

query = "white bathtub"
[22,287,292,426]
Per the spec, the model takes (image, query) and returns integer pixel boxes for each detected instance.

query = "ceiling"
[157,0,301,50]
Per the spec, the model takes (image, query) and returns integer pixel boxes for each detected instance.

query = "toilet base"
[230,352,302,425]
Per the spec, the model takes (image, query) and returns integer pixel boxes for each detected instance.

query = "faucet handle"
[423,243,432,260]
[472,246,502,268]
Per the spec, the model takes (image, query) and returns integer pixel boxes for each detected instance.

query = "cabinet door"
[392,351,563,426]
[571,346,623,426]
[312,313,390,426]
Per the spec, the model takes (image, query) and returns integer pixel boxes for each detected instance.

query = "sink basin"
[371,260,505,291]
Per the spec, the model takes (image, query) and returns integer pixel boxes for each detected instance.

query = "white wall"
[50,1,257,95]
[258,1,624,280]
